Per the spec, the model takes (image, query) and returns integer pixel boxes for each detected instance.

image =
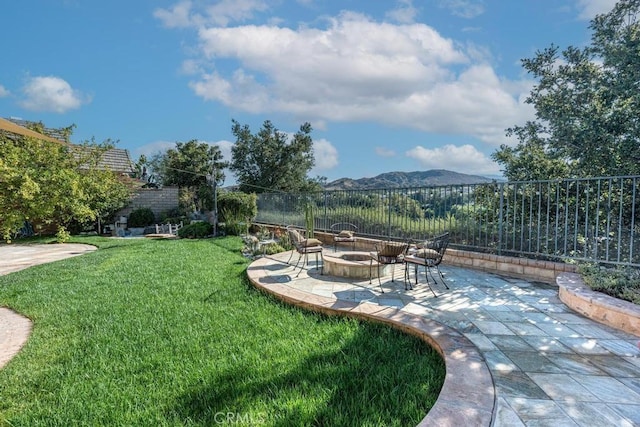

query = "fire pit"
[323,251,391,279]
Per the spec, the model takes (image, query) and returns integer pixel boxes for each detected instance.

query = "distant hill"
[324,169,496,190]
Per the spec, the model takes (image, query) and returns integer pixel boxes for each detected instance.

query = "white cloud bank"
[155,5,535,146]
[0,85,9,97]
[19,76,89,113]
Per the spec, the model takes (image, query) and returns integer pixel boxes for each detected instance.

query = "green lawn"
[0,237,444,426]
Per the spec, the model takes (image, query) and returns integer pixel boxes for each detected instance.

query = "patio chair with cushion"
[369,241,409,293]
[286,227,324,277]
[403,232,450,297]
[330,222,358,251]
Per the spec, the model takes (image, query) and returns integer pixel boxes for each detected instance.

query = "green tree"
[151,140,227,212]
[494,0,640,179]
[229,119,319,193]
[0,132,131,240]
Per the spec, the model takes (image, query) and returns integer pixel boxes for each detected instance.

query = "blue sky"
[0,0,617,184]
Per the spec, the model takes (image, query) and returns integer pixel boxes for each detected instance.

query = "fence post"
[387,188,392,239]
[324,191,328,231]
[498,182,504,256]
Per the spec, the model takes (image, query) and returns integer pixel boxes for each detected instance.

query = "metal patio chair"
[369,240,408,293]
[403,232,450,297]
[286,226,324,277]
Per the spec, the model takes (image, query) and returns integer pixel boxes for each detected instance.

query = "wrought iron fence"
[255,175,640,267]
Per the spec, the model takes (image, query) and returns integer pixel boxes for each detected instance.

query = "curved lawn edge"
[0,307,32,370]
[0,243,97,370]
[247,256,496,427]
[558,272,640,338]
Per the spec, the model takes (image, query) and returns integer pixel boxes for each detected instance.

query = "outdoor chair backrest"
[374,241,408,263]
[417,232,449,266]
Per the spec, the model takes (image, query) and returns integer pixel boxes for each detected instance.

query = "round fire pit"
[323,251,390,279]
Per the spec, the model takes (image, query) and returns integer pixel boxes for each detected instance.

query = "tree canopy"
[229,119,320,193]
[494,0,640,180]
[150,140,227,212]
[0,128,131,240]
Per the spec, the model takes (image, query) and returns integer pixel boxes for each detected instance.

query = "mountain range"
[324,169,496,190]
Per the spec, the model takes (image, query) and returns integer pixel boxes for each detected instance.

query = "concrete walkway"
[247,251,640,427]
[0,244,96,369]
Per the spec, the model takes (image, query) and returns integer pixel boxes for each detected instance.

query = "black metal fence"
[255,176,640,267]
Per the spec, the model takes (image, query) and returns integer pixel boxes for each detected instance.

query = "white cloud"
[163,6,534,146]
[132,140,175,159]
[153,0,194,28]
[0,84,9,97]
[19,76,89,113]
[406,144,500,175]
[312,138,338,170]
[439,0,485,19]
[154,0,269,28]
[575,0,617,20]
[386,0,418,24]
[375,147,396,157]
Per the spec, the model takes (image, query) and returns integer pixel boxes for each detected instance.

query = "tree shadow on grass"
[167,323,444,426]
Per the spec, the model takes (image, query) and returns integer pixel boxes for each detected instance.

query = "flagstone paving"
[247,251,640,427]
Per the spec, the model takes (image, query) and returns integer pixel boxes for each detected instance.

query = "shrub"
[218,191,257,223]
[178,222,213,239]
[579,264,640,305]
[128,208,156,228]
[55,226,71,243]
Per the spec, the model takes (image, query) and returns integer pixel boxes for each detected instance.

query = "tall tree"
[494,0,640,180]
[229,119,319,193]
[0,132,131,240]
[151,140,227,212]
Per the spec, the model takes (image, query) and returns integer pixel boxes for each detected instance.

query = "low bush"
[128,207,156,227]
[579,264,640,304]
[178,222,213,239]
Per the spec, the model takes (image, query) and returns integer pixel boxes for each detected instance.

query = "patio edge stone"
[558,272,640,337]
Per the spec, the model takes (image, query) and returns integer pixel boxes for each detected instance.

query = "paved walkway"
[248,251,640,427]
[0,244,96,369]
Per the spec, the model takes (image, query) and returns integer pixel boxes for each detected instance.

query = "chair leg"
[293,252,303,277]
[424,266,438,298]
[286,249,295,265]
[435,266,449,289]
[376,262,384,293]
[369,259,373,284]
[403,263,413,290]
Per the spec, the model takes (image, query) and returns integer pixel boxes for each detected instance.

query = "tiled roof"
[4,118,68,142]
[97,148,135,174]
[3,117,135,175]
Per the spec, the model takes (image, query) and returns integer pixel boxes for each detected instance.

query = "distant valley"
[324,169,497,190]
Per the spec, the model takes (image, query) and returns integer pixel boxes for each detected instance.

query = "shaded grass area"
[0,237,444,426]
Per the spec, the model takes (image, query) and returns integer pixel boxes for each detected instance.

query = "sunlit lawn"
[0,236,444,426]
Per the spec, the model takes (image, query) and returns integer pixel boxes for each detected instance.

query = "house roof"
[2,117,135,175]
[98,148,135,175]
[0,117,67,144]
